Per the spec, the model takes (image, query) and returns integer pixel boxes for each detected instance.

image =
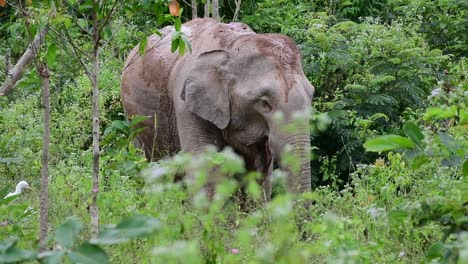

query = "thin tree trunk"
[191,0,197,19]
[233,0,242,22]
[204,0,210,18]
[0,26,48,96]
[38,62,50,252]
[212,0,219,21]
[90,2,100,238]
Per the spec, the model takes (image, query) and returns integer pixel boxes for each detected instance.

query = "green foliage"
[242,0,459,185]
[0,0,466,263]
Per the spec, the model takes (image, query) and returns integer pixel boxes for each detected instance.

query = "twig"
[62,26,93,79]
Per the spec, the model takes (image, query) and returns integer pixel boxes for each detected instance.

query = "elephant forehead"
[253,36,302,100]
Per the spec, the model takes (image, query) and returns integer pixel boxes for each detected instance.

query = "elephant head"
[180,34,314,194]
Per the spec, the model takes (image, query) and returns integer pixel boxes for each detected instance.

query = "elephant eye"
[256,97,272,113]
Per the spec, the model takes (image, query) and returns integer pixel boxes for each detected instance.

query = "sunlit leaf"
[47,44,57,65]
[139,37,148,55]
[364,135,415,152]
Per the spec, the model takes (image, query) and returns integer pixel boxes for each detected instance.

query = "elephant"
[121,18,314,198]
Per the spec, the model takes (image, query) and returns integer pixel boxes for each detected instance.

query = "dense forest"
[0,0,466,263]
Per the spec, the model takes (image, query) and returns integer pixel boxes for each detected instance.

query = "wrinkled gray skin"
[121,18,314,198]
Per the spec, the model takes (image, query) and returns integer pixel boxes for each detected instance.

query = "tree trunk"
[204,0,210,18]
[191,0,197,19]
[233,0,242,22]
[37,62,50,252]
[212,0,219,21]
[0,26,48,96]
[90,1,100,238]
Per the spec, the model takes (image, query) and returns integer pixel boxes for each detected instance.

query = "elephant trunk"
[279,132,311,193]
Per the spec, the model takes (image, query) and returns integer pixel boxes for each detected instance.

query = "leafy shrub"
[243,2,450,184]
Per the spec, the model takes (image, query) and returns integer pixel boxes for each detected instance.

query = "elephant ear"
[181,50,231,129]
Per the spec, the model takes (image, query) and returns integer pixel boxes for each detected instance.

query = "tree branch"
[62,26,93,79]
[0,26,48,96]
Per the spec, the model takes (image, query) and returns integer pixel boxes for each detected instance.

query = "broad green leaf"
[129,115,148,127]
[0,238,37,263]
[171,32,180,53]
[138,37,148,55]
[181,35,192,54]
[0,247,37,263]
[364,135,415,152]
[0,237,17,252]
[90,216,161,245]
[55,217,82,249]
[403,121,424,147]
[178,37,185,56]
[47,44,57,65]
[68,243,108,264]
[112,120,129,134]
[38,250,65,264]
[426,241,444,260]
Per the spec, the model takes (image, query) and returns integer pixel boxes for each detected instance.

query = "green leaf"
[171,33,180,53]
[0,237,17,252]
[174,18,181,32]
[129,115,148,127]
[0,247,37,263]
[139,37,148,55]
[411,154,429,169]
[426,241,444,260]
[55,217,83,249]
[77,19,88,30]
[47,44,57,65]
[178,37,185,56]
[463,160,468,177]
[0,185,12,203]
[38,250,65,264]
[68,243,108,264]
[403,121,424,147]
[90,216,161,245]
[0,238,37,263]
[364,135,415,152]
[423,106,457,120]
[181,35,192,54]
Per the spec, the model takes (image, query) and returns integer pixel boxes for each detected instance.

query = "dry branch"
[0,26,48,96]
[233,0,242,22]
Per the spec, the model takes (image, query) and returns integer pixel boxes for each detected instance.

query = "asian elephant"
[121,18,314,198]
